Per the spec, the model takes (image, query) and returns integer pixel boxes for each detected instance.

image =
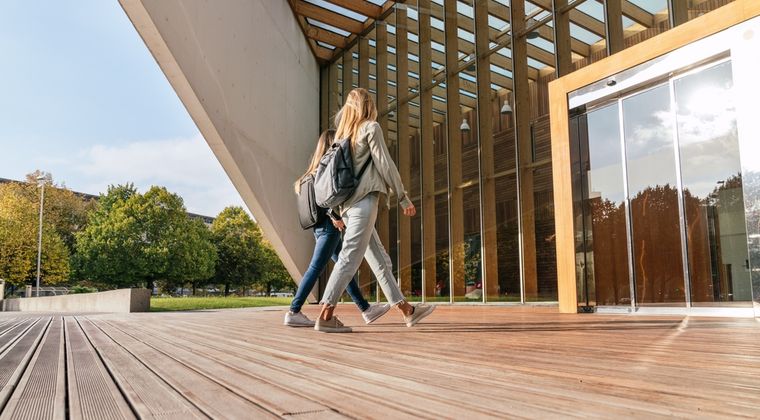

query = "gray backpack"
[314,138,371,209]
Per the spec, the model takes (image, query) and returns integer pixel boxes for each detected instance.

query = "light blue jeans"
[321,193,406,306]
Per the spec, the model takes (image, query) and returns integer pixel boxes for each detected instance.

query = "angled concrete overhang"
[119,0,320,282]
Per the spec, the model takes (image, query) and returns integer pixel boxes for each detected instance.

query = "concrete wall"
[3,288,151,313]
[118,0,320,283]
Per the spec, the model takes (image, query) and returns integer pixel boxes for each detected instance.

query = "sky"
[0,1,246,217]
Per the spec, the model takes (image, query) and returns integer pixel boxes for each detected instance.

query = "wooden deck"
[0,306,758,419]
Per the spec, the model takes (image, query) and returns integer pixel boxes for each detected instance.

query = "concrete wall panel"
[3,288,151,313]
[119,0,320,281]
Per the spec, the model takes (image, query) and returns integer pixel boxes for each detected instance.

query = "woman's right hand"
[332,219,346,231]
[403,202,416,217]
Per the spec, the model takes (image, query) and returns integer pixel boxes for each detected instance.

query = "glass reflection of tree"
[588,197,629,305]
[684,172,747,302]
[629,184,685,304]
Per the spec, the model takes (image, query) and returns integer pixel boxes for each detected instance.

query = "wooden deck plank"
[0,317,65,420]
[0,317,49,411]
[73,317,206,419]
[99,319,351,418]
[0,318,36,352]
[0,318,20,335]
[64,316,136,420]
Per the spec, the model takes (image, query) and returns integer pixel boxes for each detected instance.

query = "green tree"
[0,181,71,287]
[256,240,292,296]
[23,171,94,250]
[75,185,217,291]
[210,206,262,296]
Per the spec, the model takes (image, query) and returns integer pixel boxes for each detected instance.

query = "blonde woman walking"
[315,88,435,333]
[287,129,390,327]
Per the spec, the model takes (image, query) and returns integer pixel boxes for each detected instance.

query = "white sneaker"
[362,303,391,324]
[403,304,435,327]
[284,311,315,327]
[314,316,352,333]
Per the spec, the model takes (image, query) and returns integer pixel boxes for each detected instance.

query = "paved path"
[0,306,758,419]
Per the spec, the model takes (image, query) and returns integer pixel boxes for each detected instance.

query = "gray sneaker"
[314,316,352,333]
[284,311,315,327]
[362,303,391,324]
[403,304,435,327]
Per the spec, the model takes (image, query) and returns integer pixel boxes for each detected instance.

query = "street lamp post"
[35,175,45,297]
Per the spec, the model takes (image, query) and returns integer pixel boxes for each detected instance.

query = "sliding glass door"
[571,59,753,310]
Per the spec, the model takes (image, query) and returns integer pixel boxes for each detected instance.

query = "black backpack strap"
[356,157,371,179]
[348,137,372,179]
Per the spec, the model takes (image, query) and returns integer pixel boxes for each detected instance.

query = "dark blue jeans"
[290,218,370,313]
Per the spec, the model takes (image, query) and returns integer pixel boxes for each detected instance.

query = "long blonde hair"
[335,88,377,147]
[294,129,335,194]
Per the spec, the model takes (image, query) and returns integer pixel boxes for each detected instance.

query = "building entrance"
[570,59,753,311]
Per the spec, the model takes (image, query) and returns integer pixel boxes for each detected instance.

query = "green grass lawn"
[150,296,292,312]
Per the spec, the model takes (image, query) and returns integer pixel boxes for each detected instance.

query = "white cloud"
[70,135,246,217]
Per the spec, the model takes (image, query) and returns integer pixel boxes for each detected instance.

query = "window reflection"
[572,103,631,307]
[623,84,686,305]
[675,61,751,305]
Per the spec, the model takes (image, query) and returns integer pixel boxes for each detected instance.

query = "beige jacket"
[338,121,413,213]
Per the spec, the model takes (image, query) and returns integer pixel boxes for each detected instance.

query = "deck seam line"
[62,316,70,420]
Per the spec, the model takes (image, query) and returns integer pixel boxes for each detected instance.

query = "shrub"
[69,285,98,294]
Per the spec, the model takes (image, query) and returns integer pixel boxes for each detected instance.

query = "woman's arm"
[365,122,413,210]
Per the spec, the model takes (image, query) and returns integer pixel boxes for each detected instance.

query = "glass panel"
[494,173,520,302]
[383,9,400,303]
[623,0,670,48]
[732,16,760,315]
[406,1,423,301]
[685,0,736,24]
[420,2,450,303]
[623,84,686,306]
[573,104,631,307]
[526,58,558,302]
[485,1,520,303]
[532,164,558,301]
[675,61,752,305]
[452,0,483,302]
[571,113,592,307]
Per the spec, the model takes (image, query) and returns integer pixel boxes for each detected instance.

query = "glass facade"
[313,0,738,306]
